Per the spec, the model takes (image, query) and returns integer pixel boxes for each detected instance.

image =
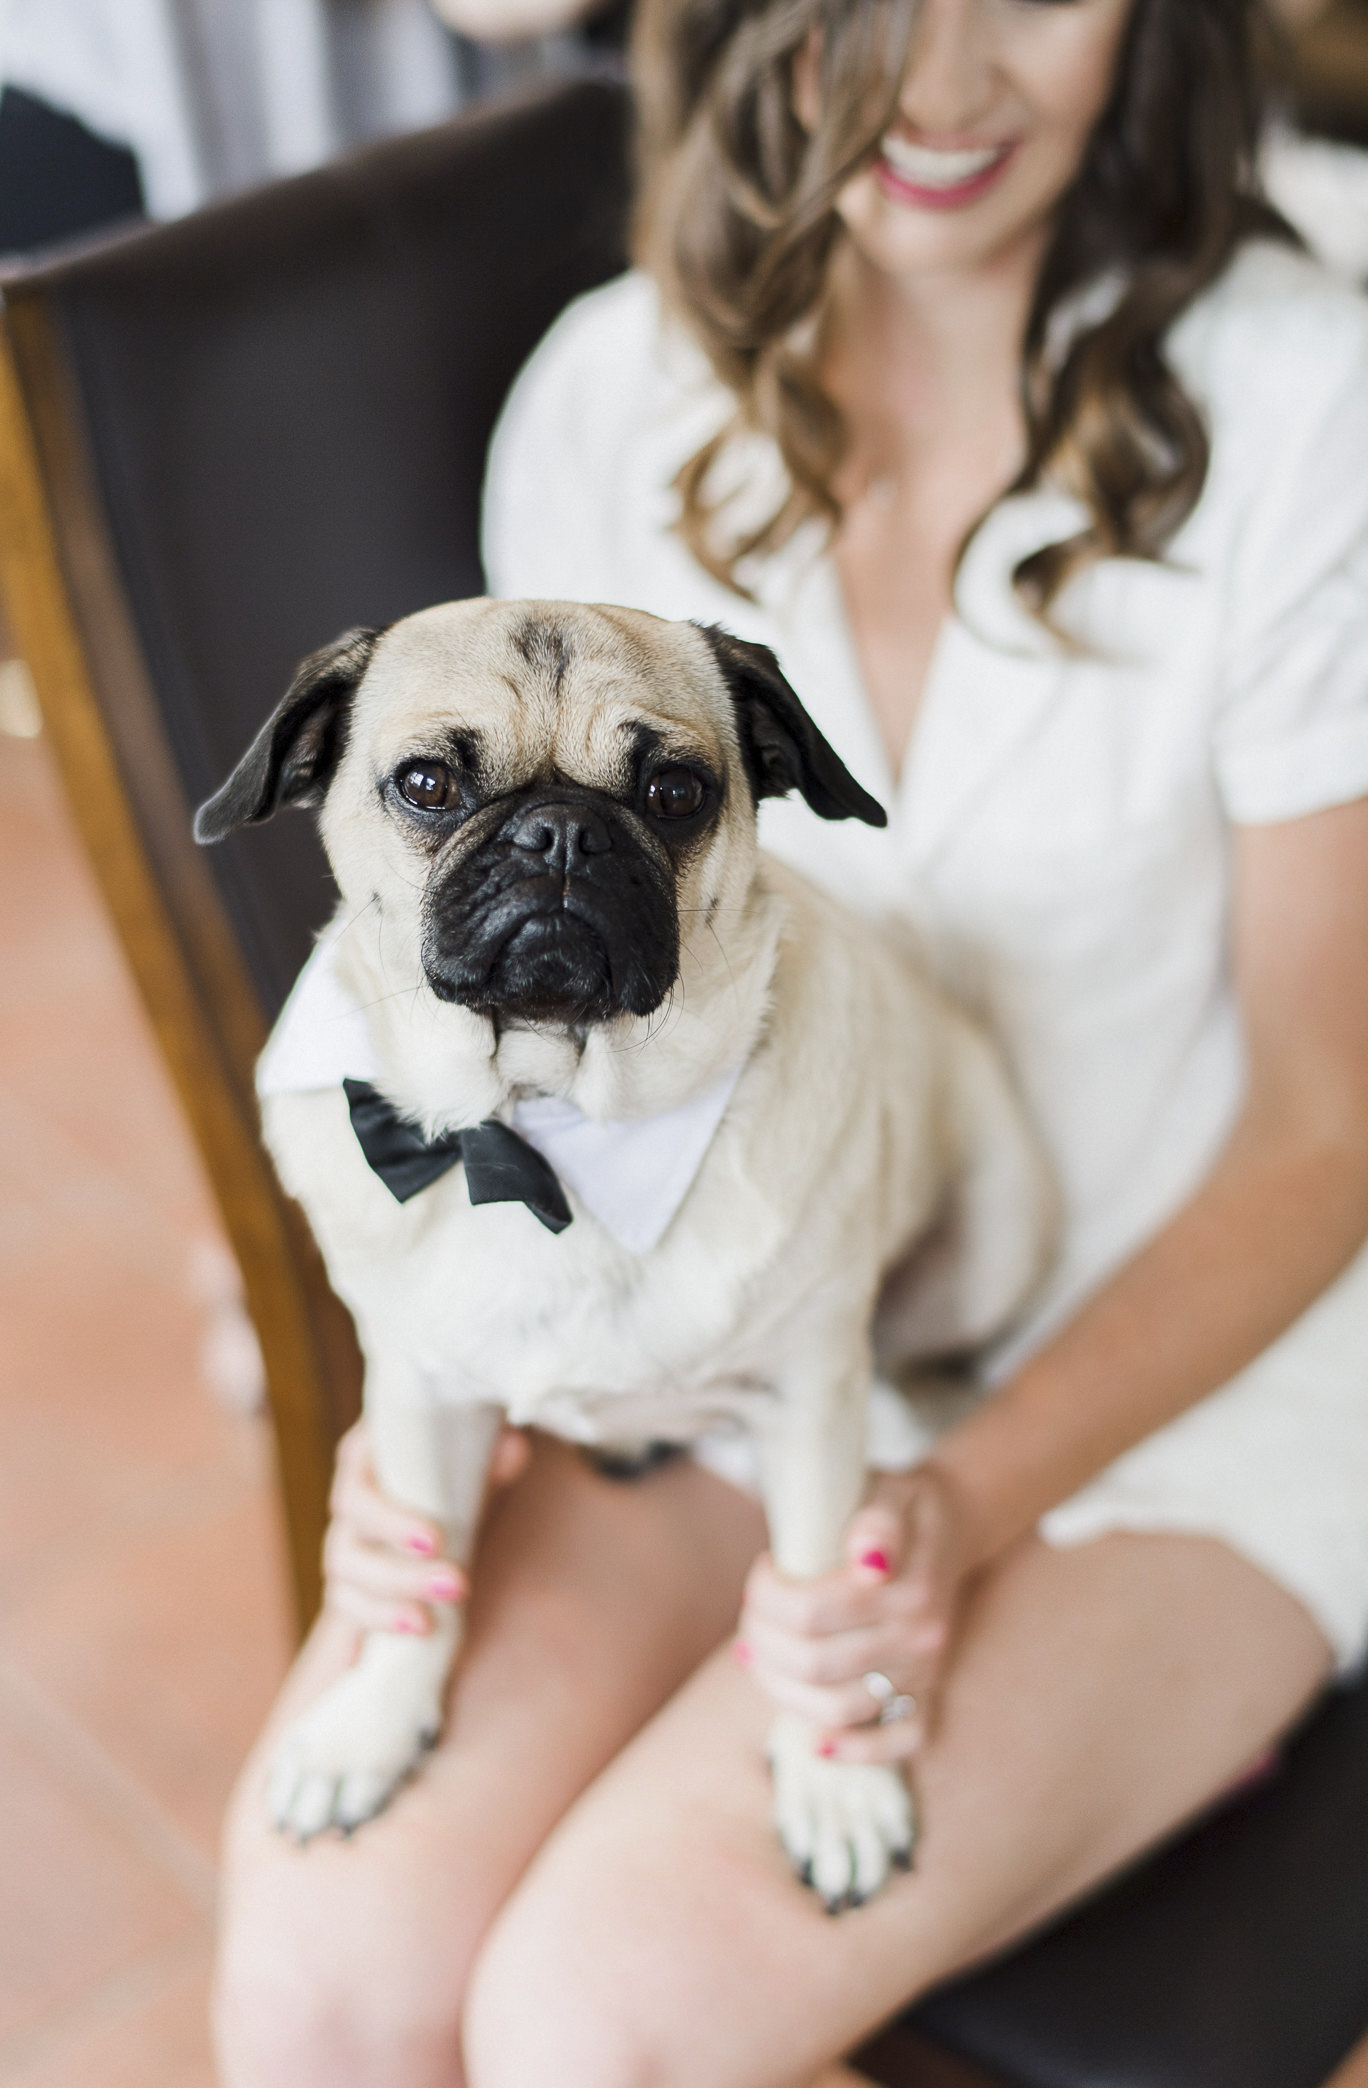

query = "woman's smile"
[876,130,1018,211]
[831,0,1136,282]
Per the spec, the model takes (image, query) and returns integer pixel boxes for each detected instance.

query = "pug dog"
[196,598,1051,1909]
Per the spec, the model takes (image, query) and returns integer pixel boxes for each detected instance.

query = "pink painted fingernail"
[732,1639,753,1666]
[405,1532,437,1556]
[426,1570,462,1601]
[817,1740,837,1759]
[395,1614,424,1634]
[858,1549,891,1576]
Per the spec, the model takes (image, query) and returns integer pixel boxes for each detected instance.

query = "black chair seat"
[860,1671,1368,2086]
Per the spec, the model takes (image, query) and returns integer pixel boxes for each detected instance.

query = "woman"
[215,1,1368,2082]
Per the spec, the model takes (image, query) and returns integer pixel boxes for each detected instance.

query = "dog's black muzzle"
[422,785,680,1024]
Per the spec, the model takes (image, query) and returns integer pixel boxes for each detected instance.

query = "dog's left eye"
[646,767,707,820]
[397,761,457,811]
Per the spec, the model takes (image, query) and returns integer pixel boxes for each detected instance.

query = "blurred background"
[0,2,1366,2082]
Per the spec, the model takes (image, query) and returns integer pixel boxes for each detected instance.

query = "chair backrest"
[0,76,630,1626]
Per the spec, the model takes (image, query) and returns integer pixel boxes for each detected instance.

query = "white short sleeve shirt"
[482,242,1368,1664]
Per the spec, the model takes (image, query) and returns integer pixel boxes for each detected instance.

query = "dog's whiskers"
[351,985,431,1015]
[335,894,381,942]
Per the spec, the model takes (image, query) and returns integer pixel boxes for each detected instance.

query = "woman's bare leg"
[213,1436,766,2088]
[464,1531,1332,2088]
[1326,2032,1368,2087]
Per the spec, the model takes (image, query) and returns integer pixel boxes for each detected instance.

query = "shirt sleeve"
[1213,298,1368,825]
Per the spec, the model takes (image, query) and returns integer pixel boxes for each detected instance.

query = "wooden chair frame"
[0,285,361,1633]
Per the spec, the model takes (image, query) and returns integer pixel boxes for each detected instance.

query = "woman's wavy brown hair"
[632,0,1293,619]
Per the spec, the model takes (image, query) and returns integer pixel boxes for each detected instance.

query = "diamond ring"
[861,1670,918,1725]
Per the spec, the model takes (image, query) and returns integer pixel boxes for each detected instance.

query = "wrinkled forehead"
[350,599,732,787]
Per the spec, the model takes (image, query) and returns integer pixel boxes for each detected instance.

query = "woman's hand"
[736,1463,974,1763]
[321,1418,530,1637]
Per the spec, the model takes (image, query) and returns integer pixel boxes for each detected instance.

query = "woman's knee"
[214,1908,468,2088]
[213,1820,477,2088]
[464,1978,664,2088]
[464,1892,678,2088]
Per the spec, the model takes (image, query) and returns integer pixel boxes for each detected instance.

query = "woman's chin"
[836,162,1063,289]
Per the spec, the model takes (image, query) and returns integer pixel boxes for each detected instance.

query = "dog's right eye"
[397,761,456,812]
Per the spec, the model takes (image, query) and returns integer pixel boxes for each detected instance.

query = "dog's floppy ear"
[697,624,887,828]
[194,626,384,844]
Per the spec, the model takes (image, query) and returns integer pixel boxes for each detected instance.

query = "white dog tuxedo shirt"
[258,927,743,1256]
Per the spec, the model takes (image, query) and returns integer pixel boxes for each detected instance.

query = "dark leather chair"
[0,74,1364,2088]
[0,76,631,1630]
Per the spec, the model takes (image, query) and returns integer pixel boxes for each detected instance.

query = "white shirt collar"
[257,934,741,1255]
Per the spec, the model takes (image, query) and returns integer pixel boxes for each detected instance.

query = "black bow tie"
[342,1079,573,1232]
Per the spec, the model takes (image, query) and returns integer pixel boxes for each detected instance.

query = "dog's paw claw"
[266,1651,447,1841]
[336,1769,393,1830]
[768,1714,917,1913]
[289,1770,345,1844]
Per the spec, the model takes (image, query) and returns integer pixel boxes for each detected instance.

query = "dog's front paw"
[768,1712,917,1912]
[267,1630,453,1841]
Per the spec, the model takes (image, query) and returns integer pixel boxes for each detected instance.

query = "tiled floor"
[0,720,293,2083]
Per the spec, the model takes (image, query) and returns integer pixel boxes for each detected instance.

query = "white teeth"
[879,134,1005,189]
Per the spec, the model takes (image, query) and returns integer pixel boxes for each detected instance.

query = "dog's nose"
[506,801,612,865]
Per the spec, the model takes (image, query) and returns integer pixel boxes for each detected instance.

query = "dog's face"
[196,600,884,1029]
